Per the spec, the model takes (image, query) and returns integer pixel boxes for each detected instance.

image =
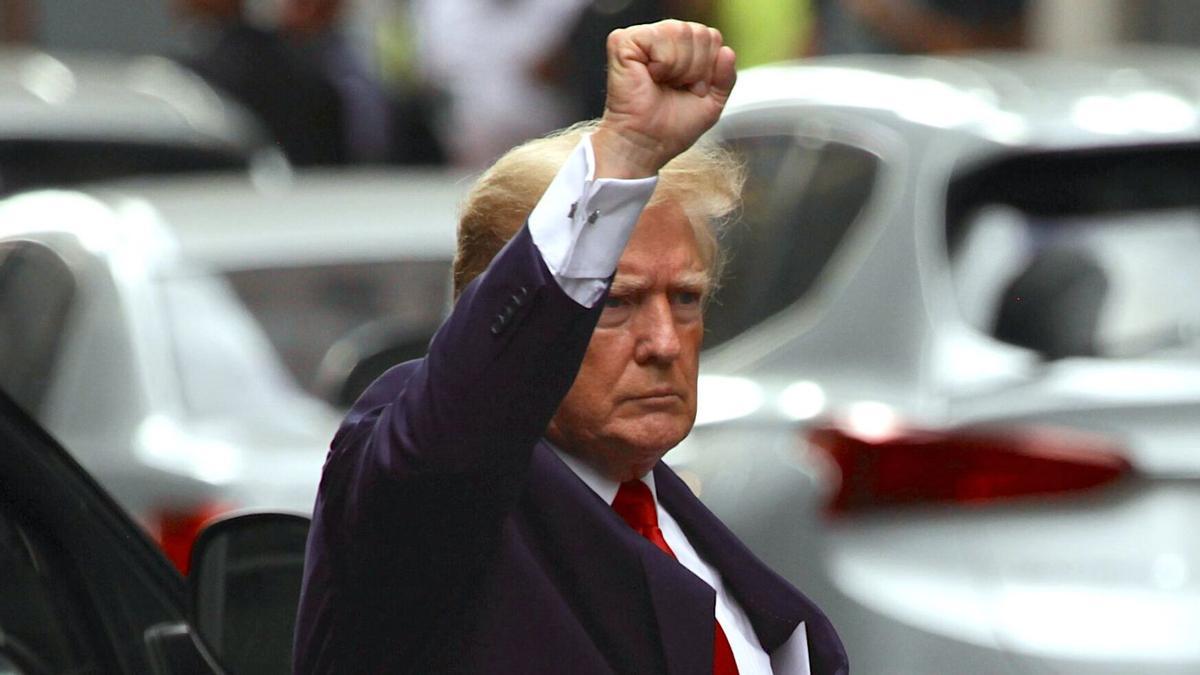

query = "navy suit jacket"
[293,226,848,674]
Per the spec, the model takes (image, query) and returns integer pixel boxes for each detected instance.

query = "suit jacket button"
[490,317,505,335]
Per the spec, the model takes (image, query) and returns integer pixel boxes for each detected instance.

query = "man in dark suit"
[294,19,847,674]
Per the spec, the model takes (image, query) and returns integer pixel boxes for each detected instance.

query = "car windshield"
[221,259,453,395]
[947,145,1200,360]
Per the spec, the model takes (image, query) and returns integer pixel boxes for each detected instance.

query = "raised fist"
[592,20,737,179]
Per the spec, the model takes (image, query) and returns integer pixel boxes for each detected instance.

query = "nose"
[632,295,682,365]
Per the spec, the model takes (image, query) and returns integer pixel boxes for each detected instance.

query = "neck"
[568,448,659,483]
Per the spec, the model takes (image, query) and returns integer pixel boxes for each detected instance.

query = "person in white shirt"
[411,0,591,168]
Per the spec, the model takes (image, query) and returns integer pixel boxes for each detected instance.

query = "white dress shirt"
[526,135,658,307]
[528,136,774,673]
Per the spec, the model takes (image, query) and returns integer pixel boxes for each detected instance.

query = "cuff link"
[567,200,598,224]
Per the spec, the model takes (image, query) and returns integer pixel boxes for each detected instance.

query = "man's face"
[547,200,707,481]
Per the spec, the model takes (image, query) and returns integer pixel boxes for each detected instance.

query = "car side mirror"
[189,512,310,675]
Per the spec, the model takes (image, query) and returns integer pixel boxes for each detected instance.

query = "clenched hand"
[592,20,737,179]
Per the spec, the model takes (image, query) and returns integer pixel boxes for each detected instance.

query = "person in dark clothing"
[178,0,347,165]
[294,19,847,674]
[560,0,668,120]
[814,0,1028,55]
[177,0,444,166]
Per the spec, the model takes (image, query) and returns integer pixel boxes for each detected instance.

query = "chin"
[618,418,693,458]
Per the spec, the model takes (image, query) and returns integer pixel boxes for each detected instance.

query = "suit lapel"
[520,443,663,673]
[520,444,719,675]
[654,463,849,674]
[654,463,804,651]
[639,539,717,675]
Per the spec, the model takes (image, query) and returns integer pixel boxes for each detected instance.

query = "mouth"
[627,390,684,406]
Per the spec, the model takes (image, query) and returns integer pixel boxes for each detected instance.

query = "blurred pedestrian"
[176,0,444,166]
[555,0,671,121]
[712,0,813,67]
[280,0,443,165]
[176,0,348,165]
[1,0,34,43]
[411,0,591,168]
[813,0,1029,55]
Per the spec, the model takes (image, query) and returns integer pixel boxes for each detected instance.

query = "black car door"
[0,390,224,674]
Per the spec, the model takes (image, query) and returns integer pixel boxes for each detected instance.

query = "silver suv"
[682,49,1200,674]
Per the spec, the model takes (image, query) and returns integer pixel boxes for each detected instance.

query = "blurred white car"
[0,168,463,571]
[0,47,283,194]
[678,49,1200,674]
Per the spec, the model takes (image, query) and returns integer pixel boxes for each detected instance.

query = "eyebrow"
[609,270,711,297]
[675,270,712,296]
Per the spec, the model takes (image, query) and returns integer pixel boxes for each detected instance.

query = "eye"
[598,294,633,328]
[671,290,703,322]
[604,295,628,309]
[673,291,701,306]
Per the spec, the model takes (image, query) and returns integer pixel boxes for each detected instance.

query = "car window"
[0,140,247,196]
[0,501,104,673]
[157,271,308,422]
[946,145,1200,359]
[0,241,76,416]
[223,259,453,394]
[705,134,880,349]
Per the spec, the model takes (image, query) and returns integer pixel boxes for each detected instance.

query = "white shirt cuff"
[527,134,658,307]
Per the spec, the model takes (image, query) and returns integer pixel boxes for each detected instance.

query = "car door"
[0,239,76,418]
[0,388,224,674]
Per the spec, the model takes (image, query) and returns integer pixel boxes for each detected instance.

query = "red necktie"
[612,480,739,675]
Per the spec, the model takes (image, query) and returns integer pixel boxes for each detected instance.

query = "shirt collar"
[549,443,657,506]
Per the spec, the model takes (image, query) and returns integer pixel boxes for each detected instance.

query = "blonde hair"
[453,120,744,298]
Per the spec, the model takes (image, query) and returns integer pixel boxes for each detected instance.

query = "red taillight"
[152,503,229,574]
[807,424,1133,515]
